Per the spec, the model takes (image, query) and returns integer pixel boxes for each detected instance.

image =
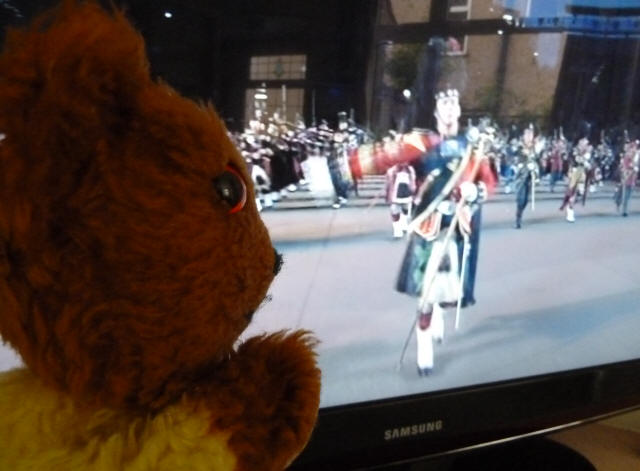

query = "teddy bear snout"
[273,249,283,275]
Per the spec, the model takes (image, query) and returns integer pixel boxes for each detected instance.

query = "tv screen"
[2,0,640,469]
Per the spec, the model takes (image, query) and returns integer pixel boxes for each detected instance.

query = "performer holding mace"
[395,89,496,376]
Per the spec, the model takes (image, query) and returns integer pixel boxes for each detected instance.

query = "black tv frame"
[290,358,640,469]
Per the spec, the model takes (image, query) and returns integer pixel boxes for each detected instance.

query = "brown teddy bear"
[0,2,321,470]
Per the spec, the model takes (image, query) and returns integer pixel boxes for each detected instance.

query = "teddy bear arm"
[200,331,321,471]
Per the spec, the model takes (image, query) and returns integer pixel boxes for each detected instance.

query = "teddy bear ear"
[0,1,150,133]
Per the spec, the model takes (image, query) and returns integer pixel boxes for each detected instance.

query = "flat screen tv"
[2,1,640,469]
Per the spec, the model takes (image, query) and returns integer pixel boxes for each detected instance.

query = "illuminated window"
[249,55,307,81]
[446,0,471,55]
[246,55,307,128]
[245,87,305,127]
[448,0,470,10]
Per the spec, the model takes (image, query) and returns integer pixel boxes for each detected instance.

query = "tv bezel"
[290,358,640,469]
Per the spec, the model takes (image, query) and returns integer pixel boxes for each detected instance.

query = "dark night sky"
[0,1,376,128]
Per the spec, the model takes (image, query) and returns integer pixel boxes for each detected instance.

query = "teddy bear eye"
[213,166,247,214]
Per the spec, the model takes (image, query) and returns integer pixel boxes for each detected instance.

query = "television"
[2,1,640,469]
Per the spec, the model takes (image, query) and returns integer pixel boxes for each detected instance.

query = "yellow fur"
[0,369,236,470]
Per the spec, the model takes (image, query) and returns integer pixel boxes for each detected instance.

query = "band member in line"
[549,129,568,193]
[513,124,540,229]
[386,162,417,238]
[560,136,593,223]
[395,89,496,376]
[614,139,639,217]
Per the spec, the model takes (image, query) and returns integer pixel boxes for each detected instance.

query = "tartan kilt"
[395,232,433,297]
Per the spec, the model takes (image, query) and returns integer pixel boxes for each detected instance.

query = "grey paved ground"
[245,192,640,408]
[1,188,638,410]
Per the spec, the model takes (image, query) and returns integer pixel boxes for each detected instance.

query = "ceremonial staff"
[455,234,470,331]
[531,167,536,211]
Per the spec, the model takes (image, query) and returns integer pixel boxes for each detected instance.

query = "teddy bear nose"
[273,249,283,275]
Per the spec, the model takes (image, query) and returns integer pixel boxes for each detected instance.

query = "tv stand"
[378,436,596,470]
[446,436,595,471]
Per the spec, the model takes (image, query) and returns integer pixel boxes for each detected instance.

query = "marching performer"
[385,162,417,238]
[559,137,593,222]
[395,89,496,376]
[596,132,616,181]
[244,156,273,212]
[513,124,540,229]
[549,129,568,193]
[614,139,639,217]
[329,112,356,208]
[239,135,274,211]
[502,137,520,194]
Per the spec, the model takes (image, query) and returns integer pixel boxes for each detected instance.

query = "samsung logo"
[384,420,444,441]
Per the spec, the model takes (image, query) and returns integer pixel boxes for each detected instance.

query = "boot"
[415,323,434,376]
[255,197,263,212]
[392,220,404,238]
[614,187,621,212]
[566,207,575,223]
[399,213,410,234]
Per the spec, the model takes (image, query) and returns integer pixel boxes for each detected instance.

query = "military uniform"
[396,132,495,374]
[560,138,593,222]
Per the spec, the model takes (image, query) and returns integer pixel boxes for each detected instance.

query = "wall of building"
[388,0,432,24]
[500,32,566,122]
[381,0,567,129]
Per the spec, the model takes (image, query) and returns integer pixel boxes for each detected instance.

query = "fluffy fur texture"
[0,368,237,470]
[0,2,321,470]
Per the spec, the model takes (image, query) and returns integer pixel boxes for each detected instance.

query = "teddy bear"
[0,1,321,470]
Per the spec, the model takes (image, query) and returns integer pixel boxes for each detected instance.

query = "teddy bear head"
[0,1,281,411]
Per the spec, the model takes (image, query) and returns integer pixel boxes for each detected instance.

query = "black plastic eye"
[213,166,247,214]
